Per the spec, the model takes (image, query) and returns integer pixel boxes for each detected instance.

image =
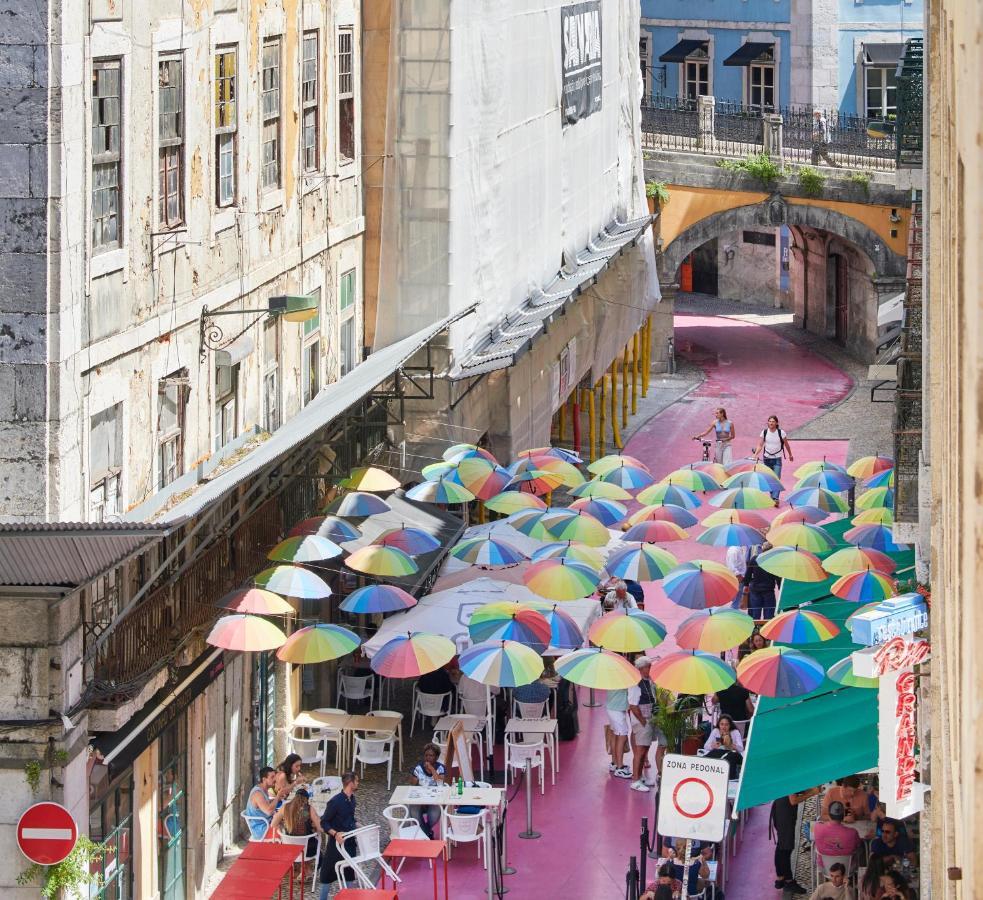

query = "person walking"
[693,407,736,465]
[319,772,360,897]
[725,543,751,608]
[811,109,840,167]
[744,542,780,619]
[752,415,793,505]
[770,785,822,895]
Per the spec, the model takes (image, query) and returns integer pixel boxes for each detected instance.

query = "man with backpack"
[753,415,794,505]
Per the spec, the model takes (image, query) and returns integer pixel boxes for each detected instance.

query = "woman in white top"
[703,714,745,754]
[693,407,735,464]
[752,415,794,504]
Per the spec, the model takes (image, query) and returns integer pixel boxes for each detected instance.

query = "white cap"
[635,656,652,669]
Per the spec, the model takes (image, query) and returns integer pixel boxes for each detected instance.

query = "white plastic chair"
[382,804,431,874]
[513,698,549,719]
[459,696,490,720]
[367,710,404,769]
[311,707,347,771]
[335,824,401,890]
[278,833,320,892]
[411,690,452,736]
[289,734,327,777]
[444,811,486,867]
[240,811,272,842]
[504,736,546,794]
[352,735,395,789]
[339,673,375,711]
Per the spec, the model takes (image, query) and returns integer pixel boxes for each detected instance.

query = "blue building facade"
[640,0,922,116]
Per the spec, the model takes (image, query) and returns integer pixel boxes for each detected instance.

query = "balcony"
[896,38,924,168]
[640,96,897,171]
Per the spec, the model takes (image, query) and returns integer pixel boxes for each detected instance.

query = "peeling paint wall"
[0,0,365,524]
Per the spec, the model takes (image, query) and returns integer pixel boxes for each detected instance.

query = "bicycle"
[693,438,713,462]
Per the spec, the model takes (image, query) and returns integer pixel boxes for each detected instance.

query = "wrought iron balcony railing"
[896,38,924,168]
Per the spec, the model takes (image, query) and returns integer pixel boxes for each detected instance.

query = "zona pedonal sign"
[657,754,730,843]
[16,801,79,866]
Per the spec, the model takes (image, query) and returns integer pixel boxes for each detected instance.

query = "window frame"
[302,30,319,173]
[262,316,280,433]
[336,27,355,164]
[158,372,188,490]
[92,59,123,253]
[683,56,710,100]
[748,62,776,111]
[301,291,321,406]
[864,65,897,119]
[261,37,282,190]
[89,403,123,522]
[214,46,238,207]
[214,362,239,451]
[157,54,185,228]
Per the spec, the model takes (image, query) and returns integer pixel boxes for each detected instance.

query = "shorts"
[606,709,630,736]
[631,719,654,746]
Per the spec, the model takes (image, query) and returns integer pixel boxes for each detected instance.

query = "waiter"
[319,772,360,895]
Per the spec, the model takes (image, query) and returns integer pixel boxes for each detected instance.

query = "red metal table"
[381,838,448,899]
[236,842,303,899]
[211,872,285,899]
[336,891,399,900]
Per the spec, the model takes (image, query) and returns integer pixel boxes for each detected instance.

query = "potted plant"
[651,689,704,755]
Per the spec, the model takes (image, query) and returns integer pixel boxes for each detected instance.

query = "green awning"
[735,518,916,812]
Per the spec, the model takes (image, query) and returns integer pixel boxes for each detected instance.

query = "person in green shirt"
[605,687,631,778]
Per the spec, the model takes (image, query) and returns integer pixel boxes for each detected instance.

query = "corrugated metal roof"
[0,523,169,588]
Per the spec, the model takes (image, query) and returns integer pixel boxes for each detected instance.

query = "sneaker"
[784,881,807,895]
[613,766,632,779]
[643,773,658,787]
[630,780,651,792]
[775,880,786,889]
[608,762,617,772]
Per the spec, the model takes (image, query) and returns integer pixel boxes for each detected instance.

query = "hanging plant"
[17,835,104,898]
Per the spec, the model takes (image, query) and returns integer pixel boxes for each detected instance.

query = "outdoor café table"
[379,838,448,900]
[504,716,559,782]
[211,872,285,900]
[221,843,300,900]
[294,711,397,772]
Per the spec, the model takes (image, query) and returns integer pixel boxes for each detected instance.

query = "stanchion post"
[639,816,649,889]
[583,686,600,708]
[518,759,541,839]
[501,795,516,876]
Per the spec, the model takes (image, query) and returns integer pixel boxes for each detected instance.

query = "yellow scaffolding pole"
[610,365,623,450]
[621,346,629,430]
[631,331,639,416]
[588,385,597,463]
[642,315,651,397]
[598,377,607,458]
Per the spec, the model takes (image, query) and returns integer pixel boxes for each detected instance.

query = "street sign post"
[657,754,730,844]
[17,802,78,866]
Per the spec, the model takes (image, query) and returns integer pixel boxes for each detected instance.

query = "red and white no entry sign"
[657,754,730,843]
[17,802,78,865]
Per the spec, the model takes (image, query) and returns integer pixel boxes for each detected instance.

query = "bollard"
[639,816,649,887]
[518,758,541,839]
[626,855,640,900]
[583,686,601,708]
[501,794,516,875]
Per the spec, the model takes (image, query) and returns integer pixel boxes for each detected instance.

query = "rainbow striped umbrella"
[519,446,583,465]
[636,483,702,509]
[534,458,587,489]
[589,609,667,652]
[345,545,420,577]
[207,615,287,651]
[449,536,526,567]
[846,455,894,480]
[422,461,457,480]
[863,468,895,489]
[759,608,840,644]
[290,516,361,542]
[216,588,294,616]
[737,647,826,698]
[531,541,605,571]
[622,520,689,543]
[544,511,611,547]
[697,522,767,548]
[822,546,897,576]
[795,469,854,492]
[373,527,441,555]
[689,461,729,483]
[324,492,392,517]
[660,468,722,492]
[830,569,897,603]
[755,546,828,582]
[605,543,678,581]
[569,497,627,527]
[767,523,837,554]
[587,453,650,476]
[444,444,498,464]
[676,608,756,653]
[506,509,555,539]
[650,650,736,694]
[568,479,633,501]
[339,466,401,493]
[268,535,344,563]
[708,487,775,510]
[662,560,739,609]
[277,623,361,664]
[794,459,848,479]
[853,507,895,526]
[523,602,584,650]
[507,468,566,495]
[484,491,547,515]
[370,632,456,678]
[784,487,849,514]
[772,506,828,528]
[826,657,879,689]
[405,477,476,504]
[842,523,908,552]
[601,463,656,490]
[468,465,516,501]
[725,460,779,476]
[723,470,783,492]
[448,460,511,500]
[254,565,332,599]
[701,509,770,530]
[523,558,599,600]
[469,602,552,653]
[628,504,699,528]
[459,640,544,688]
[856,487,895,510]
[340,584,417,614]
[553,647,640,689]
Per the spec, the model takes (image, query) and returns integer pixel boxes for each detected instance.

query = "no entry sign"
[657,754,730,843]
[17,802,78,865]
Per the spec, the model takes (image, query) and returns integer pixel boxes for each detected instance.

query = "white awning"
[877,292,905,327]
[142,310,474,524]
[215,334,255,367]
